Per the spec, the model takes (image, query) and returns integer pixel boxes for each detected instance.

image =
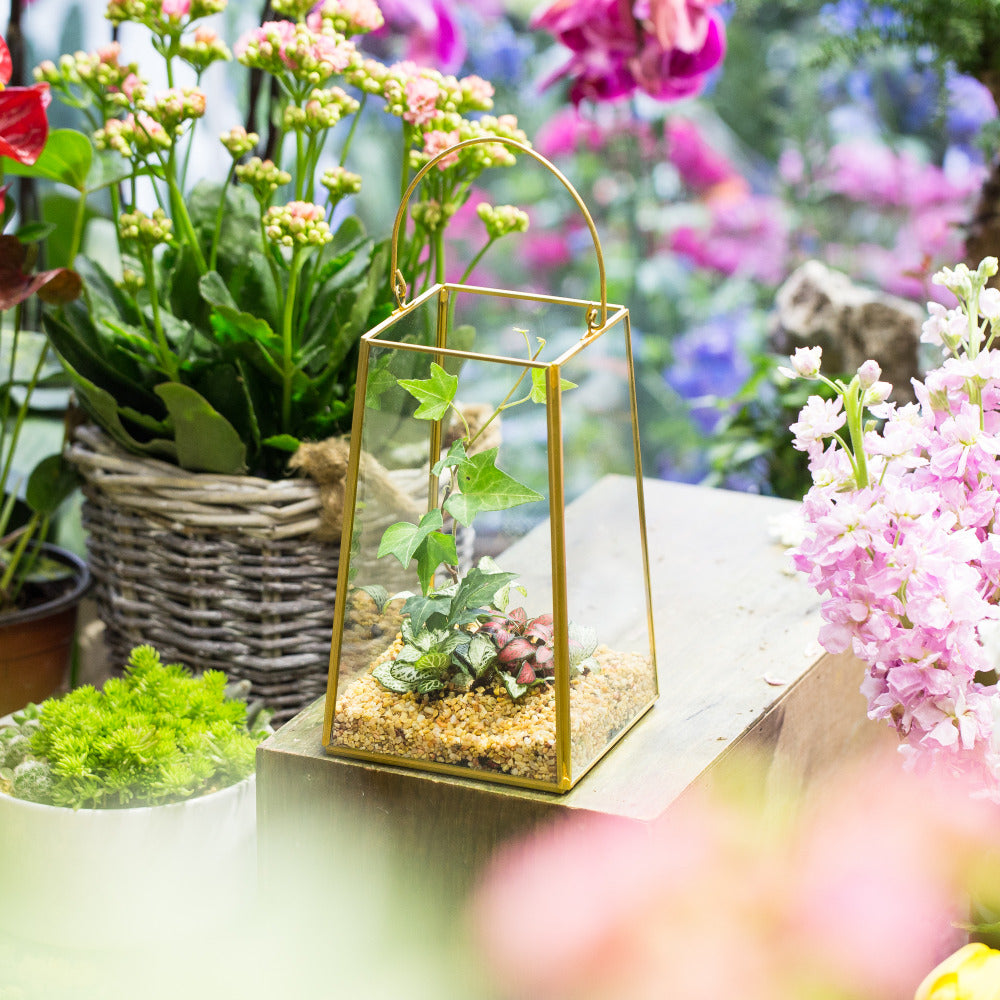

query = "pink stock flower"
[790,258,1000,796]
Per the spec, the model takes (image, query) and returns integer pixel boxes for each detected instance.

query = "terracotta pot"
[0,544,91,716]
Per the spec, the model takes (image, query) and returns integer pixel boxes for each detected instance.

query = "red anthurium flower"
[0,35,51,165]
[0,234,82,310]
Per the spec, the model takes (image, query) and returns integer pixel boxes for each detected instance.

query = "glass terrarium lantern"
[322,139,657,792]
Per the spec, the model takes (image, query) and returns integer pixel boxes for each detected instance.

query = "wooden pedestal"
[256,480,887,902]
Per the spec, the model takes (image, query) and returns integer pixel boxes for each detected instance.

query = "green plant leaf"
[262,434,300,453]
[25,454,78,516]
[444,447,544,528]
[398,362,457,421]
[61,368,178,460]
[414,529,459,594]
[403,593,453,633]
[431,439,468,477]
[464,632,498,678]
[377,508,444,568]
[4,129,92,189]
[449,565,518,623]
[364,360,399,411]
[358,584,391,613]
[529,367,578,404]
[154,382,247,473]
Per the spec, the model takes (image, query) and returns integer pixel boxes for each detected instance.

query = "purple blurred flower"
[947,73,998,146]
[663,312,752,434]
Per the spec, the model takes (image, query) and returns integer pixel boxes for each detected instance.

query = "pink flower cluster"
[789,259,1000,794]
[473,751,995,1000]
[531,0,726,106]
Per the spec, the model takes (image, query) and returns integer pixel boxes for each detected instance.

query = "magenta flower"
[532,0,726,105]
[665,116,738,190]
[369,0,466,74]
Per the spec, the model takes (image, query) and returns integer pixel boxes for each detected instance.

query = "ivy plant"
[367,335,596,700]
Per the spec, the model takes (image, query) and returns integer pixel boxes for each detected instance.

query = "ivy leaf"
[398,362,458,421]
[431,439,468,477]
[414,530,459,595]
[377,508,444,568]
[444,447,544,528]
[530,367,578,404]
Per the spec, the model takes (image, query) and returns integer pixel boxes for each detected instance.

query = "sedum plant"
[14,0,530,478]
[0,644,270,808]
[366,335,597,700]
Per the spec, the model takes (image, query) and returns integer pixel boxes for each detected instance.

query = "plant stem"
[281,247,306,431]
[141,248,180,381]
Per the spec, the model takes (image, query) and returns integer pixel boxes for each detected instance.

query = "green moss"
[3,645,268,809]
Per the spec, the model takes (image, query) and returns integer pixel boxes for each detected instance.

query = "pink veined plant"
[785,256,1000,795]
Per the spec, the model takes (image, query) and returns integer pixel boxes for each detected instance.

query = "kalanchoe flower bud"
[120,268,146,295]
[140,86,207,136]
[236,156,291,199]
[271,0,315,19]
[320,165,361,200]
[179,26,232,71]
[235,20,357,86]
[118,207,173,248]
[220,125,258,158]
[459,74,494,111]
[477,203,529,241]
[283,86,360,132]
[310,0,385,36]
[95,112,172,157]
[263,200,332,248]
[411,199,457,231]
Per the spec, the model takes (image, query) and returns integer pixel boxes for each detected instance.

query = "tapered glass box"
[322,141,657,792]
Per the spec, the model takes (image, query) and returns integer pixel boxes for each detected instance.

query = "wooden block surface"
[257,479,886,894]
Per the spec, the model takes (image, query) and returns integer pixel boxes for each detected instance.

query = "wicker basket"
[68,425,344,724]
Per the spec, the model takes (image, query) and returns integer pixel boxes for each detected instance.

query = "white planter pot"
[0,774,256,947]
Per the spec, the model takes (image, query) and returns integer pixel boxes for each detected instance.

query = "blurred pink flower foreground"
[472,751,997,1000]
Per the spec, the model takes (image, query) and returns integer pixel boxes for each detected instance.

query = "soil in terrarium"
[332,638,656,782]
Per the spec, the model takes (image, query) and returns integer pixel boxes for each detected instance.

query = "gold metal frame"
[322,139,657,793]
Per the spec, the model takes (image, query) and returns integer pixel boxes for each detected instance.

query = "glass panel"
[329,289,655,789]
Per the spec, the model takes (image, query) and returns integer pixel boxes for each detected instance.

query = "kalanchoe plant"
[786,256,1000,798]
[368,334,596,701]
[17,0,530,478]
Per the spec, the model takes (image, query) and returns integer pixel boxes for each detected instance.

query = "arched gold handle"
[389,136,609,333]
